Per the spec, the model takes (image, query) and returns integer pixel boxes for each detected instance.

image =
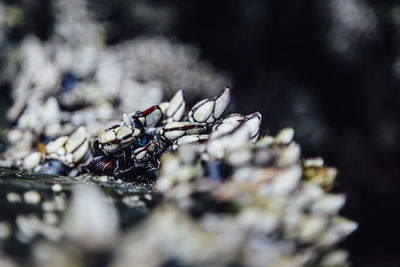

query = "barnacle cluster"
[136,131,357,266]
[87,86,261,182]
[1,86,357,266]
[8,87,259,183]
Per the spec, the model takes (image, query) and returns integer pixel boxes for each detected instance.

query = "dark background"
[1,0,399,265]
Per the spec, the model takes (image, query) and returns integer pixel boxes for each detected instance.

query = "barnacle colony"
[87,86,263,181]
[15,86,263,181]
[1,86,358,266]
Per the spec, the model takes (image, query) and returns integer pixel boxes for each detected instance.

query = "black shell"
[88,156,116,176]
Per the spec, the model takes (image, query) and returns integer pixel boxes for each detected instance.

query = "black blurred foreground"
[1,0,399,266]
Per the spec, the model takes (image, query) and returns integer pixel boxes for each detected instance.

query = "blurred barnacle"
[151,127,357,266]
[322,0,378,60]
